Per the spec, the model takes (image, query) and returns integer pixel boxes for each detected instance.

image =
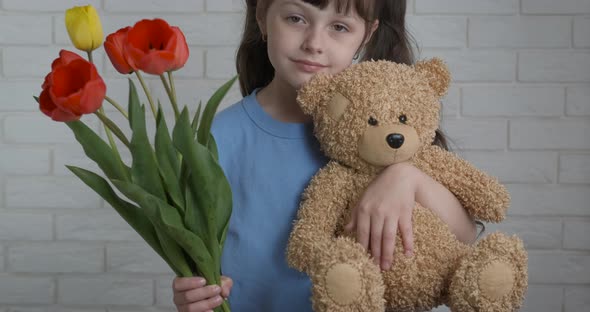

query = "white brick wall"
[106,242,171,273]
[568,86,590,116]
[469,16,571,48]
[0,0,588,311]
[58,276,153,305]
[103,0,204,13]
[8,242,104,273]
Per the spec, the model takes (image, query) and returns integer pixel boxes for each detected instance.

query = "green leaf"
[66,121,130,182]
[178,101,204,197]
[127,79,166,199]
[112,179,217,282]
[191,100,202,133]
[175,109,213,242]
[173,109,232,272]
[208,133,219,161]
[33,96,39,104]
[66,166,172,270]
[155,226,192,277]
[178,101,203,198]
[155,105,184,210]
[184,175,226,276]
[197,76,237,146]
[183,179,201,248]
[95,110,130,148]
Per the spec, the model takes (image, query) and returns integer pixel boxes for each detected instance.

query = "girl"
[173,0,478,311]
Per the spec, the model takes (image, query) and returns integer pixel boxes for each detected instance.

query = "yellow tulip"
[65,5,104,52]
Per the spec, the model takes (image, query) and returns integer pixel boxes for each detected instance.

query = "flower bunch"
[35,6,234,312]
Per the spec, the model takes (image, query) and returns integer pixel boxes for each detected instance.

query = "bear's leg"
[447,232,528,312]
[310,237,385,312]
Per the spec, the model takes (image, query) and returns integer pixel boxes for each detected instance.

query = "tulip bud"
[65,5,104,52]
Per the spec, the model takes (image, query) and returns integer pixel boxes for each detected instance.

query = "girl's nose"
[301,28,323,54]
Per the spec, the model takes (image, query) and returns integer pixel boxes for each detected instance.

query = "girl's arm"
[344,162,477,271]
[411,163,478,244]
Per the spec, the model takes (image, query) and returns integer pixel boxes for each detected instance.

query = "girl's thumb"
[220,276,233,298]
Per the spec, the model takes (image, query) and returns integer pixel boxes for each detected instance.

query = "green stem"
[135,71,158,118]
[87,51,127,171]
[104,95,128,119]
[160,73,180,120]
[220,301,230,312]
[96,108,123,162]
[94,110,131,148]
[168,71,178,109]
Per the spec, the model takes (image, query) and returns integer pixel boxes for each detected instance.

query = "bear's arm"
[412,145,510,223]
[286,160,355,273]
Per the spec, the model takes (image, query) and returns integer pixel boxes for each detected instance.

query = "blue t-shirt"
[211,89,328,311]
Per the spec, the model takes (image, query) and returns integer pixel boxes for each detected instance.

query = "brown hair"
[235,0,449,150]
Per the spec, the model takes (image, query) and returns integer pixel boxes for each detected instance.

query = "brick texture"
[0,1,588,311]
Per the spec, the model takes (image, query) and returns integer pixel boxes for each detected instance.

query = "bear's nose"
[386,133,404,149]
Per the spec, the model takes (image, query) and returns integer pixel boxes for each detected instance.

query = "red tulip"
[104,26,137,74]
[39,50,106,122]
[170,26,189,71]
[125,18,189,75]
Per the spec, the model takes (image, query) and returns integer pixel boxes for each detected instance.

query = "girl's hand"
[344,162,420,271]
[172,275,233,312]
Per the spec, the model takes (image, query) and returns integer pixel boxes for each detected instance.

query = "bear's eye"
[399,115,408,124]
[368,117,378,126]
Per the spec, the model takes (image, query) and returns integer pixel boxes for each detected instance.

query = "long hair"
[235,0,449,150]
[235,0,274,98]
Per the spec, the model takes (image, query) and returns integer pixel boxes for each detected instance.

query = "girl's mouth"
[293,59,327,73]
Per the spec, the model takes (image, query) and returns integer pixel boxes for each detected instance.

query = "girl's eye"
[368,117,378,126]
[287,16,304,24]
[399,115,407,124]
[332,24,349,32]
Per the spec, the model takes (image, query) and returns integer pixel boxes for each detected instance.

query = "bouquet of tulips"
[35,6,233,311]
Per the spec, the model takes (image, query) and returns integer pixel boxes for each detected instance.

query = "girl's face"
[260,0,376,90]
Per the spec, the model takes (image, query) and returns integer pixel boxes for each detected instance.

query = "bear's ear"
[296,73,335,117]
[415,57,451,97]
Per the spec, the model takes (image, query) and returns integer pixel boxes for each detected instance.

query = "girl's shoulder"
[210,92,259,150]
[211,89,261,136]
[211,96,250,133]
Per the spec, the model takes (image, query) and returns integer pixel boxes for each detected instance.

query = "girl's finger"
[380,217,397,270]
[180,295,223,312]
[173,284,221,306]
[343,213,356,233]
[356,210,371,251]
[370,214,384,267]
[399,212,414,257]
[172,276,206,292]
[220,276,233,298]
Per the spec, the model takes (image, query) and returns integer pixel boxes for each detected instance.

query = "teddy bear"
[286,58,528,312]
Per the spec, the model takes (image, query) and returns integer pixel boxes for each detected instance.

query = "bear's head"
[297,58,450,173]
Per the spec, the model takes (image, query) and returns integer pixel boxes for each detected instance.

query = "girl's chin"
[276,69,321,90]
[279,77,307,91]
[289,73,318,90]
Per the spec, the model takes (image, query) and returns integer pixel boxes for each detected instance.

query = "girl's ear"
[296,73,336,117]
[365,20,379,45]
[415,57,451,97]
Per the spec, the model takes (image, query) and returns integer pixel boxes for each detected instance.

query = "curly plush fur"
[286,59,528,312]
